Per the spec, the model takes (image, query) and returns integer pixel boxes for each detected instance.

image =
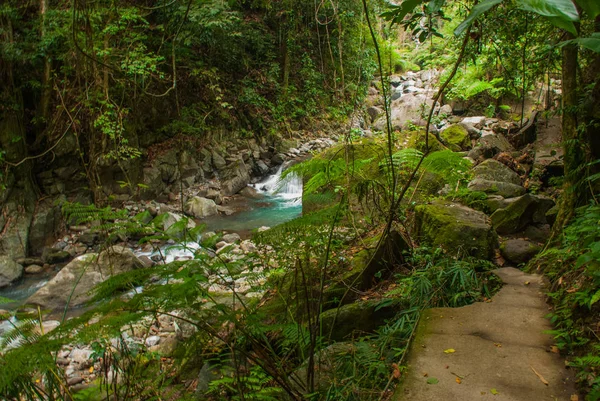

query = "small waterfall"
[253,166,302,204]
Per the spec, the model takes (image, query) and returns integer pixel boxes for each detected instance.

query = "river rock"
[471,159,521,185]
[205,189,222,205]
[367,106,383,122]
[439,124,470,151]
[42,248,71,264]
[185,197,218,219]
[28,203,60,254]
[500,239,541,264]
[222,233,241,244]
[0,256,23,288]
[239,187,263,199]
[461,116,486,129]
[221,161,251,196]
[414,200,496,259]
[26,246,145,310]
[271,153,285,166]
[25,264,44,274]
[490,194,546,235]
[374,94,430,131]
[211,151,227,170]
[468,134,514,161]
[467,178,526,198]
[15,257,43,266]
[145,335,161,347]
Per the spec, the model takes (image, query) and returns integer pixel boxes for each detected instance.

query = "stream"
[0,167,302,317]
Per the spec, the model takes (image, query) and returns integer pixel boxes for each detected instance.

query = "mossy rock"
[414,200,497,259]
[490,194,539,235]
[407,130,443,153]
[134,210,153,225]
[472,159,521,185]
[320,299,398,341]
[467,178,525,198]
[440,124,470,151]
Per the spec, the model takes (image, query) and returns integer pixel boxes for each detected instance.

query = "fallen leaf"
[530,366,549,385]
[490,388,499,395]
[550,346,559,354]
[444,348,456,354]
[571,395,579,401]
[89,366,94,373]
[524,281,530,285]
[426,378,439,385]
[455,377,461,384]
[494,343,502,348]
[423,372,428,377]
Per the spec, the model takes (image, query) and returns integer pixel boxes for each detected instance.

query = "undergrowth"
[529,202,600,398]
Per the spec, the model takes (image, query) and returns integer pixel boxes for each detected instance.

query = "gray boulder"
[490,194,551,235]
[414,201,497,259]
[0,256,23,288]
[26,246,145,310]
[500,239,541,264]
[471,159,521,185]
[468,134,514,161]
[467,179,526,198]
[185,197,218,219]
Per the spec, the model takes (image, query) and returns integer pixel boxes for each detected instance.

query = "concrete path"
[393,267,578,401]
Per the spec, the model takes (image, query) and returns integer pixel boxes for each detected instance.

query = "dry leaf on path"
[570,395,579,401]
[455,377,461,384]
[444,348,455,354]
[530,366,549,385]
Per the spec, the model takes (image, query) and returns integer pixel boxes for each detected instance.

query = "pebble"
[25,264,44,274]
[67,376,84,386]
[145,335,161,347]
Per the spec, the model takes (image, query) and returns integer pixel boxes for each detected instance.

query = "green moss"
[406,130,443,153]
[439,124,469,151]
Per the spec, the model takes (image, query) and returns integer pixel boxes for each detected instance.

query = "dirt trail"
[393,267,578,401]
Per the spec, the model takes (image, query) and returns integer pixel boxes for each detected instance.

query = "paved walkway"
[394,268,578,400]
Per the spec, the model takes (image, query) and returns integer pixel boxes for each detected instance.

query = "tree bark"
[39,0,52,122]
[551,32,583,238]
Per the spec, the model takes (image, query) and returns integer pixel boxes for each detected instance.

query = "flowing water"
[0,167,302,313]
[201,166,302,234]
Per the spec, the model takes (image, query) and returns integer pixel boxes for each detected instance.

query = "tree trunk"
[39,0,51,122]
[551,32,583,238]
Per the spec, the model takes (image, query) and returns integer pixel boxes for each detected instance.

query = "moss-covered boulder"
[500,239,541,264]
[414,200,497,259]
[490,194,545,235]
[440,124,470,151]
[320,299,397,341]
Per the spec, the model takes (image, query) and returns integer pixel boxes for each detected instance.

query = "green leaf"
[572,36,600,53]
[517,0,579,22]
[381,0,426,25]
[576,0,600,19]
[590,289,600,306]
[427,377,439,384]
[454,0,505,36]
[490,388,499,395]
[546,16,578,35]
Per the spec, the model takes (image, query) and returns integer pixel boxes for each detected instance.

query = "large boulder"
[490,194,554,235]
[373,94,430,131]
[0,256,23,288]
[467,179,526,198]
[468,134,515,161]
[184,197,218,219]
[414,201,497,259]
[439,124,470,151]
[28,202,61,255]
[320,300,396,341]
[500,239,541,264]
[221,161,251,196]
[468,159,524,198]
[471,159,521,185]
[26,246,145,310]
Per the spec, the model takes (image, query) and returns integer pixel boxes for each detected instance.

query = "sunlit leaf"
[454,0,505,36]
